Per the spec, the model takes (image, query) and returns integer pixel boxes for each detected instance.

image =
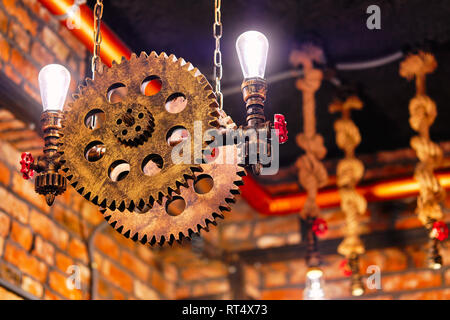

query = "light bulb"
[236,31,269,79]
[38,64,71,112]
[304,267,325,300]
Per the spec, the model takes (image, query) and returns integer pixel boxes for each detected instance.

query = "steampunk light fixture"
[19,1,288,246]
[20,64,71,206]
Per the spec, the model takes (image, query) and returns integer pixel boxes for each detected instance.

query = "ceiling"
[91,0,450,167]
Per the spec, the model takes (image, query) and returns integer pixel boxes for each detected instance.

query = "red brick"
[0,8,8,33]
[23,83,41,104]
[192,280,229,297]
[0,237,4,257]
[256,235,286,249]
[0,286,21,299]
[32,236,54,265]
[0,210,11,237]
[3,0,37,35]
[150,270,166,294]
[0,33,10,62]
[52,204,85,237]
[12,172,48,214]
[100,258,133,293]
[382,271,441,292]
[79,200,103,225]
[261,288,303,300]
[0,159,10,186]
[10,221,33,250]
[22,275,43,298]
[29,210,68,249]
[445,269,450,286]
[55,252,74,273]
[399,289,450,300]
[43,289,62,300]
[163,263,178,282]
[254,217,299,237]
[41,26,69,62]
[8,21,30,52]
[30,40,54,66]
[175,285,190,299]
[395,216,422,230]
[4,242,47,282]
[67,237,88,263]
[325,280,352,299]
[98,277,126,300]
[222,223,252,241]
[134,280,159,300]
[264,269,287,288]
[360,248,408,273]
[181,261,228,281]
[3,64,21,84]
[94,233,120,260]
[0,119,26,131]
[120,250,149,281]
[10,48,38,86]
[0,187,29,223]
[48,271,83,300]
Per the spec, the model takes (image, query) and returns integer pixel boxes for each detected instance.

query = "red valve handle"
[339,259,352,277]
[312,218,328,236]
[431,221,449,241]
[20,152,35,180]
[274,114,288,144]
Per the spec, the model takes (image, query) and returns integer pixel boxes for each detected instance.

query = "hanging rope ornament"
[329,94,367,296]
[290,44,328,270]
[400,51,448,269]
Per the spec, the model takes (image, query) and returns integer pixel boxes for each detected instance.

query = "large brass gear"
[60,52,220,211]
[101,144,245,245]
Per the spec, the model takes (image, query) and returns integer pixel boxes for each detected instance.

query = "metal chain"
[213,0,223,109]
[92,0,104,79]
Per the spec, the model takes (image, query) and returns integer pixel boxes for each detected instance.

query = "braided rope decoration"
[400,51,447,268]
[330,96,367,258]
[290,44,328,220]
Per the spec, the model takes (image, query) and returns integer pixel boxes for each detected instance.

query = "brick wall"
[0,0,448,301]
[0,0,173,300]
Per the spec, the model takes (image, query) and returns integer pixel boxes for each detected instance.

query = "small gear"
[112,102,154,146]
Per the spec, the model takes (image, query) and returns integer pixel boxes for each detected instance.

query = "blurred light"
[236,31,269,79]
[304,267,325,300]
[38,64,71,111]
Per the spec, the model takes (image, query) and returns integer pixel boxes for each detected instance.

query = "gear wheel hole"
[165,93,187,114]
[109,160,130,182]
[84,141,105,162]
[166,126,189,146]
[194,174,214,194]
[84,109,105,130]
[107,83,127,103]
[141,76,162,96]
[142,154,163,176]
[165,196,186,216]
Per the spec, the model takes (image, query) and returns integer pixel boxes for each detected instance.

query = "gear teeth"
[168,53,177,62]
[159,52,168,59]
[130,52,138,60]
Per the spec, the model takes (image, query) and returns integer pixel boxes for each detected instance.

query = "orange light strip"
[240,171,450,215]
[38,0,131,67]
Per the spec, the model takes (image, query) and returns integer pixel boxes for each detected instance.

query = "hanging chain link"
[92,0,104,79]
[213,0,223,109]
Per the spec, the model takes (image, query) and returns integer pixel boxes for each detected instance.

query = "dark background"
[89,0,450,167]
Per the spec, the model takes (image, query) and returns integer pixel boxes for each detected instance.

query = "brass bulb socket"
[241,77,267,107]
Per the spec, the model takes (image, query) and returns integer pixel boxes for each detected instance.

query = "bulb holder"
[20,110,66,206]
[241,77,267,127]
[428,238,443,270]
[348,254,365,296]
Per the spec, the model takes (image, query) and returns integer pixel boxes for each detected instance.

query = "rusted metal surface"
[60,52,220,212]
[102,144,245,245]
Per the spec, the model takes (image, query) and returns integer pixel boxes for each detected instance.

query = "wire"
[222,51,404,97]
